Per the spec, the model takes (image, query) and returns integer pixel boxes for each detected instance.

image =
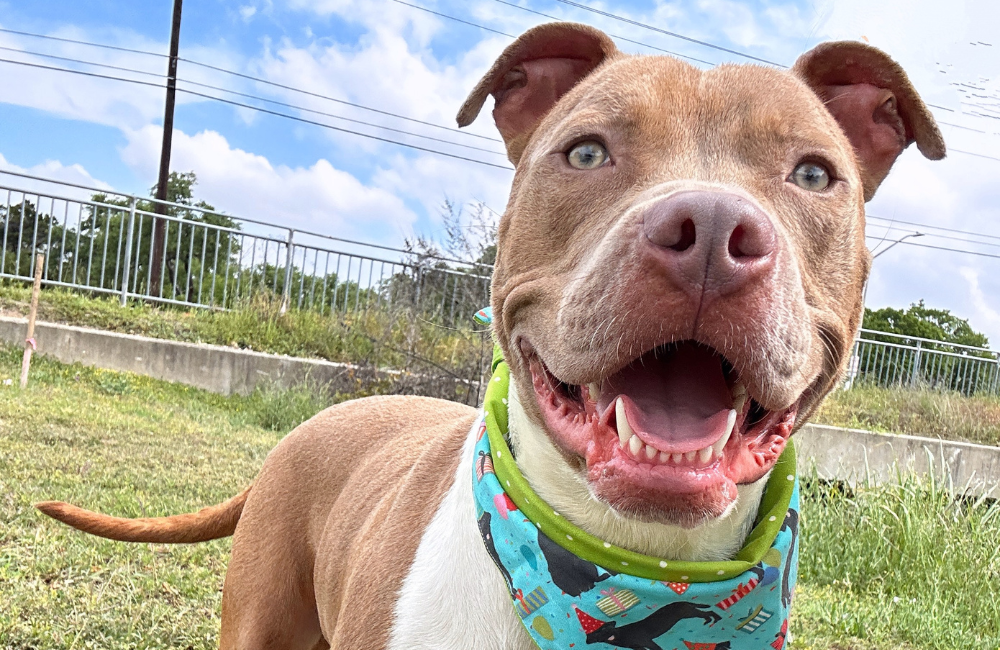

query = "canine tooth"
[684,450,696,462]
[645,445,658,460]
[671,453,683,464]
[659,451,670,463]
[616,398,631,447]
[732,383,747,412]
[588,382,602,401]
[711,409,737,457]
[698,446,713,464]
[628,435,643,456]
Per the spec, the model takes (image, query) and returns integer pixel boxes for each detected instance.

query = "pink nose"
[642,191,777,297]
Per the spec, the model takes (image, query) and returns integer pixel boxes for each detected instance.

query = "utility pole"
[150,0,183,297]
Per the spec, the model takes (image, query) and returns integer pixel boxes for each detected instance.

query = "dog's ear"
[457,22,618,165]
[792,41,946,201]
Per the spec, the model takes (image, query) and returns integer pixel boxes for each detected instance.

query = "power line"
[950,148,1000,163]
[0,27,167,58]
[0,44,164,78]
[868,214,1000,244]
[0,25,502,144]
[547,0,786,66]
[389,0,514,37]
[0,57,514,170]
[5,20,1000,164]
[0,48,506,155]
[175,79,507,156]
[487,0,715,65]
[863,235,1000,261]
[177,57,502,143]
[867,223,1000,251]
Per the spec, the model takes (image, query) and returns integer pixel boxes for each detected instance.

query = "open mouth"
[525,340,799,524]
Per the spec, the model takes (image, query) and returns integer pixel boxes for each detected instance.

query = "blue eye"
[790,162,830,191]
[567,141,609,169]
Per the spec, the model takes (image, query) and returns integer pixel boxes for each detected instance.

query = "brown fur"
[36,22,946,649]
[40,395,475,649]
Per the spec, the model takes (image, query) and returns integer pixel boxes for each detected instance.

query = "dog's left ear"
[457,22,618,165]
[792,41,946,201]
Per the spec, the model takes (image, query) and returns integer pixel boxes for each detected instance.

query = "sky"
[0,0,999,343]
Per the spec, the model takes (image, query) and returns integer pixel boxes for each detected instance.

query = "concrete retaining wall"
[0,316,481,404]
[1,315,997,495]
[796,423,1000,498]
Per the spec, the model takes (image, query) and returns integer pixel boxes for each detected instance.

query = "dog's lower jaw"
[508,381,769,562]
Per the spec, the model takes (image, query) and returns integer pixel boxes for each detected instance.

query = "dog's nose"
[642,191,777,296]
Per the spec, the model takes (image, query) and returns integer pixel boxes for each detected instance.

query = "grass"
[792,475,1000,649]
[0,347,331,649]
[1,282,998,446]
[0,282,488,383]
[1,349,997,648]
[816,383,1000,446]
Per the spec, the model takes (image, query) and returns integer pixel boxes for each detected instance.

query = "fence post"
[843,338,860,390]
[120,196,136,307]
[992,356,1000,396]
[910,339,922,387]
[280,229,294,314]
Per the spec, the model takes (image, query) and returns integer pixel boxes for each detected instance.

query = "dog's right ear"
[457,22,618,165]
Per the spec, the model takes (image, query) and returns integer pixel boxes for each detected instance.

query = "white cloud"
[960,267,1000,335]
[0,153,111,200]
[119,125,421,246]
[239,5,258,21]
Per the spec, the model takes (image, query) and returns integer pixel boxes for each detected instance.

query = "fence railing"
[3,169,998,397]
[0,170,491,325]
[845,329,1000,395]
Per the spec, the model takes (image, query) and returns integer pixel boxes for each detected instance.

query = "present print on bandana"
[514,587,549,618]
[595,587,640,617]
[471,338,800,650]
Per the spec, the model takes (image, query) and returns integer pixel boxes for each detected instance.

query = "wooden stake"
[20,254,44,389]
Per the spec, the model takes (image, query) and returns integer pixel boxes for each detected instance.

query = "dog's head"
[459,23,944,526]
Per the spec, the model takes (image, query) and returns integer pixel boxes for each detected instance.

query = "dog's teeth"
[684,450,696,462]
[588,382,602,401]
[615,397,631,447]
[698,446,713,464]
[671,453,683,464]
[712,409,737,457]
[628,435,643,456]
[645,445,657,460]
[659,451,670,463]
[733,383,747,412]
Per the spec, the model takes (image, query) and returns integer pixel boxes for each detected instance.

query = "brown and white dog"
[37,22,944,650]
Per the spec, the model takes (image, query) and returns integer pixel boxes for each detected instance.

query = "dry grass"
[816,383,1000,446]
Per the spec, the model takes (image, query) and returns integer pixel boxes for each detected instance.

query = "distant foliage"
[863,300,989,349]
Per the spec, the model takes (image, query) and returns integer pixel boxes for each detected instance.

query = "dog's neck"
[507,382,768,562]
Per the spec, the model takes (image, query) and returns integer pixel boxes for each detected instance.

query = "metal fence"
[846,329,1000,395]
[0,170,492,324]
[3,169,998,397]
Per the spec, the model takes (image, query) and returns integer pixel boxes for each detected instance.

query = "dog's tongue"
[602,343,733,449]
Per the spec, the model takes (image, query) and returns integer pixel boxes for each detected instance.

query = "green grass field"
[1,347,997,648]
[1,283,997,447]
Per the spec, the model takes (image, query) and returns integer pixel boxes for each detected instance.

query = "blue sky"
[1,0,1000,343]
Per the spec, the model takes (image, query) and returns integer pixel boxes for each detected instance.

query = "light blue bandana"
[472,343,799,650]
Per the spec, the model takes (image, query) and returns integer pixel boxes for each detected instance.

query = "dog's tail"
[35,486,252,543]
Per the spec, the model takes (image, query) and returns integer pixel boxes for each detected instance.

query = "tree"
[858,301,993,395]
[87,171,243,304]
[863,300,989,349]
[390,199,495,324]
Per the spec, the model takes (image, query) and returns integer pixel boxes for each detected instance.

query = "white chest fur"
[387,422,535,650]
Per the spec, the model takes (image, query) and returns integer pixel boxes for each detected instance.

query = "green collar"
[483,351,796,583]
